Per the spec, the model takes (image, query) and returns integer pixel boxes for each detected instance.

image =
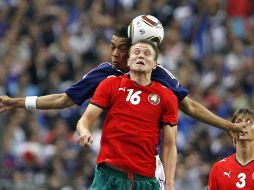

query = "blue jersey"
[65,62,189,106]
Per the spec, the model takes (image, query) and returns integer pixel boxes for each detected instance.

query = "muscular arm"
[179,97,243,132]
[161,124,177,190]
[76,104,103,147]
[0,93,74,111]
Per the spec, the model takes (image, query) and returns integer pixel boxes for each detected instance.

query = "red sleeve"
[161,90,178,125]
[208,163,219,190]
[90,76,116,109]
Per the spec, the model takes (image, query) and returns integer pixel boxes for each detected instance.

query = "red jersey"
[90,75,178,177]
[208,154,254,190]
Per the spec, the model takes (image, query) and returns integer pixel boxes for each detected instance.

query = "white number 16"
[126,89,142,105]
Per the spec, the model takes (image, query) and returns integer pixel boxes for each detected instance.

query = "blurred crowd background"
[0,0,253,189]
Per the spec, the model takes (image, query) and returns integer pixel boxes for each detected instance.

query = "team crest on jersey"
[148,94,160,105]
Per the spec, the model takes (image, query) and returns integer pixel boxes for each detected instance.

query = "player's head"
[110,27,131,72]
[232,108,254,124]
[232,108,254,142]
[127,40,158,73]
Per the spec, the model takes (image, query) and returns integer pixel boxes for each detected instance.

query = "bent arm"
[179,97,238,131]
[0,93,75,112]
[76,104,103,147]
[161,124,177,190]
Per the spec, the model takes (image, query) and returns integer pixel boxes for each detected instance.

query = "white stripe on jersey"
[82,62,111,79]
[157,64,176,79]
[82,62,126,79]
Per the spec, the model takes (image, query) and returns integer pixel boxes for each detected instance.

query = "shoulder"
[82,62,111,78]
[89,62,112,71]
[154,64,176,79]
[101,74,124,84]
[97,62,112,68]
[213,155,234,168]
[153,81,177,97]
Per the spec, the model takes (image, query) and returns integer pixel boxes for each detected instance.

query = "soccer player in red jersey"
[208,108,254,190]
[77,40,178,190]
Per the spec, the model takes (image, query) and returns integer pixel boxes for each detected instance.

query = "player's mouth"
[239,130,248,136]
[136,61,145,65]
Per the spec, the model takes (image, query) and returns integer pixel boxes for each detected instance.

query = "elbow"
[162,141,176,151]
[180,97,196,116]
[59,93,74,108]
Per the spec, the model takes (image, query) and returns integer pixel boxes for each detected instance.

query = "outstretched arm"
[76,104,103,147]
[0,93,74,112]
[179,97,244,132]
[161,124,177,190]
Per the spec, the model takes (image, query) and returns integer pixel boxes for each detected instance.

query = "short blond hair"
[128,40,159,61]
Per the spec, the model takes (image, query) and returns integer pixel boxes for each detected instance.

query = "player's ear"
[153,61,157,69]
[127,59,130,67]
[232,134,237,146]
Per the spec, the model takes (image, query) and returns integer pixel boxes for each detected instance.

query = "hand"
[0,95,14,112]
[76,127,93,147]
[227,122,246,138]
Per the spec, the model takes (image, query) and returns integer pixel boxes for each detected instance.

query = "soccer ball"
[128,15,164,45]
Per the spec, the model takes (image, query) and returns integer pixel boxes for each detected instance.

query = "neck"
[129,71,152,86]
[236,141,254,165]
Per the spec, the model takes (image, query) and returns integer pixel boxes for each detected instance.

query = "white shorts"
[155,155,165,190]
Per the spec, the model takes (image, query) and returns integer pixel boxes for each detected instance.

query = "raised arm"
[0,93,74,112]
[179,96,244,132]
[161,124,177,190]
[76,104,103,147]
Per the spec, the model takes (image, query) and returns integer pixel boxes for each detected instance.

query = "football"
[128,15,164,45]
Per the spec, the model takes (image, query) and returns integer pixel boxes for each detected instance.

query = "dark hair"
[113,26,132,47]
[232,108,254,123]
[113,26,129,38]
[129,39,159,61]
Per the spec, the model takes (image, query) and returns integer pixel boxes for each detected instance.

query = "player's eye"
[110,44,116,51]
[144,50,151,56]
[134,50,140,54]
[246,119,253,125]
[118,45,128,51]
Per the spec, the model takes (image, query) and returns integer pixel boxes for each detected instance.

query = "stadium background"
[0,0,253,189]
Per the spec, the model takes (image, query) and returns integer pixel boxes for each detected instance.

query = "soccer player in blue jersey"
[0,27,244,133]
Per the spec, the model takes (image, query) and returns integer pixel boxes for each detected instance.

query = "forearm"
[180,97,232,131]
[161,145,177,190]
[37,93,74,109]
[77,104,103,133]
[77,112,94,133]
[13,93,74,110]
[76,104,103,147]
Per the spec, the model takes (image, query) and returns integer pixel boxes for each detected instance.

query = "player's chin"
[111,62,117,69]
[238,135,248,140]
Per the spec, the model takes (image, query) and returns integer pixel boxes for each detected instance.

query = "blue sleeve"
[65,62,124,106]
[151,65,189,102]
